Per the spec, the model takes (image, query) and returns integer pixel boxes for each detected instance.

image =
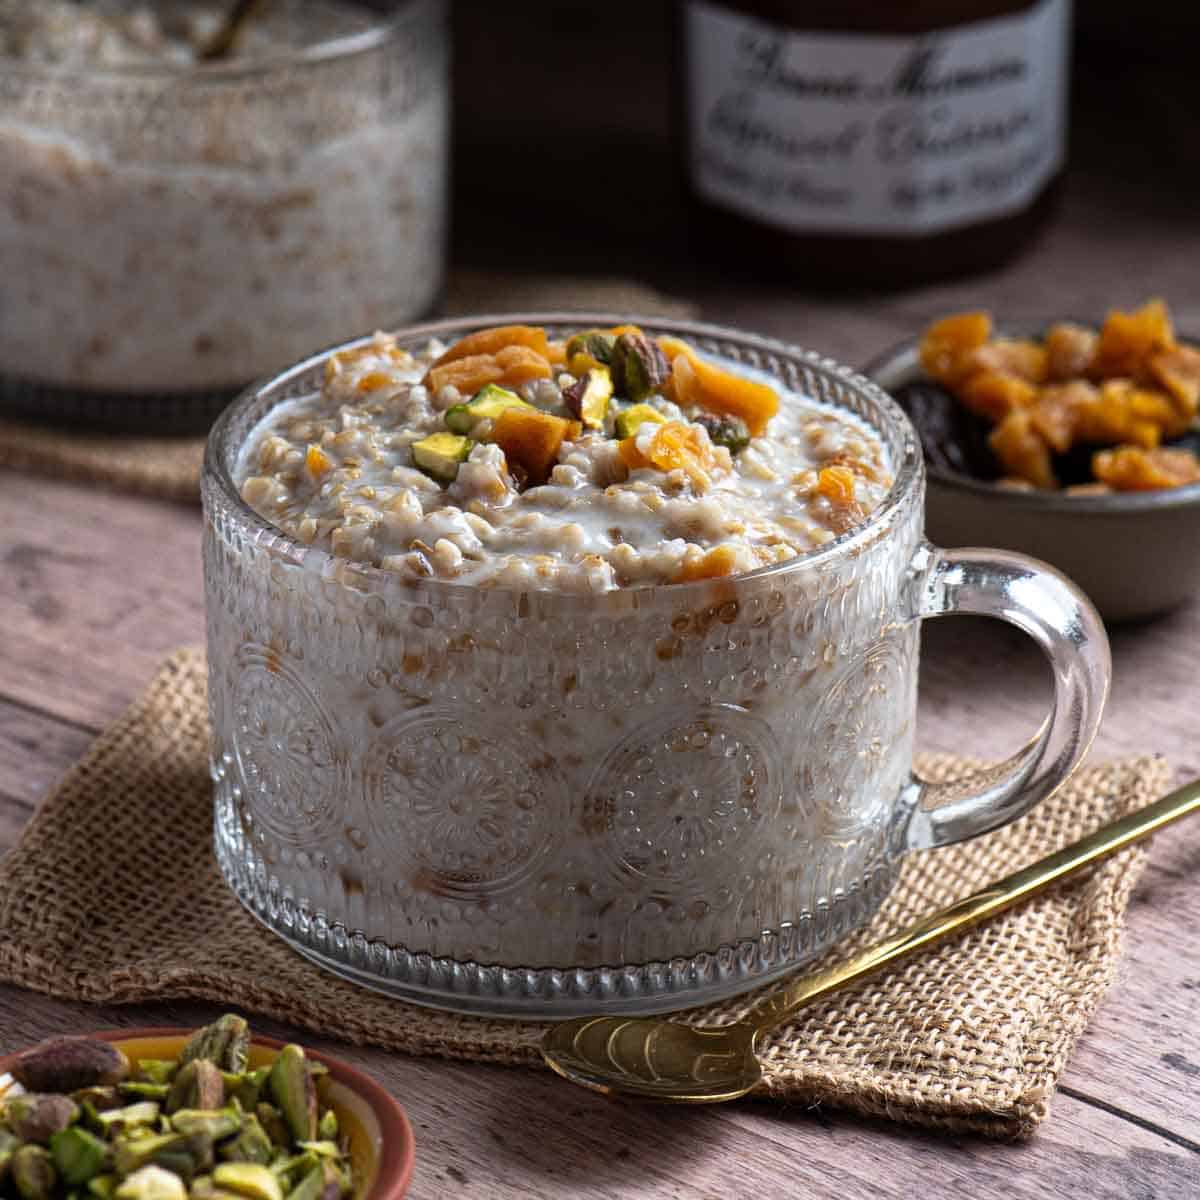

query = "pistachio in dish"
[902,299,1200,493]
[236,323,894,593]
[0,1016,358,1200]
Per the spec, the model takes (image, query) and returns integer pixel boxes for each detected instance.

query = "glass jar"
[680,0,1072,286]
[202,312,1108,1017]
[0,0,448,429]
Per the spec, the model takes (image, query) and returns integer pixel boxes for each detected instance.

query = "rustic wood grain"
[0,986,1193,1200]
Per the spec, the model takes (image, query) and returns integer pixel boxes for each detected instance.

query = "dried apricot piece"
[305,445,333,479]
[967,338,1048,383]
[431,324,550,368]
[815,465,856,505]
[491,407,579,485]
[958,370,1037,422]
[675,544,740,582]
[1029,381,1096,453]
[919,312,992,386]
[988,410,1057,489]
[494,344,553,387]
[1092,299,1176,380]
[425,353,505,396]
[1044,322,1098,381]
[1093,445,1200,491]
[1149,344,1200,418]
[647,420,717,489]
[670,349,779,437]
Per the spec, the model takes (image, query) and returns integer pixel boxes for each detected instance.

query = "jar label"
[685,0,1070,235]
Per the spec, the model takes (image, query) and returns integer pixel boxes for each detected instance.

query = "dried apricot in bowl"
[660,337,779,437]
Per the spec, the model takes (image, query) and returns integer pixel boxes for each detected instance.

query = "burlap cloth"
[0,649,1169,1139]
[0,273,697,502]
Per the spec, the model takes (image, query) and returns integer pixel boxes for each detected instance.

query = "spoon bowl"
[542,1017,762,1103]
[541,777,1200,1103]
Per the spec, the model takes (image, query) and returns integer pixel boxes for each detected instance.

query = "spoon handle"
[746,776,1200,1036]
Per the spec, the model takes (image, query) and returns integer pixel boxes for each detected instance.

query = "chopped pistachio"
[89,1173,119,1200]
[611,332,669,401]
[253,1107,289,1153]
[12,1040,129,1096]
[115,1165,187,1200]
[181,1019,250,1077]
[213,1163,283,1200]
[167,1063,224,1116]
[133,1065,177,1088]
[5,1094,80,1144]
[95,1104,161,1134]
[564,331,616,367]
[563,367,613,429]
[51,1127,111,1185]
[216,1116,272,1168]
[267,1050,316,1147]
[170,1110,242,1143]
[315,1112,337,1143]
[613,403,668,440]
[410,432,473,483]
[695,413,751,455]
[12,1144,58,1200]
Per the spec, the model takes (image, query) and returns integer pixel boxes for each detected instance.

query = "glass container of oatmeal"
[0,0,448,429]
[202,313,1109,1017]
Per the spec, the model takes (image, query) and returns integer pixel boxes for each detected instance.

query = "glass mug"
[202,314,1109,1017]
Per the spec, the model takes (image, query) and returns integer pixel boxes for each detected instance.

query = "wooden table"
[3,60,1200,1200]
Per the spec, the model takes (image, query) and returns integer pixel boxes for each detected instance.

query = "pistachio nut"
[180,1020,250,1078]
[611,332,669,401]
[12,1144,58,1200]
[212,1163,282,1200]
[114,1165,187,1200]
[167,1063,224,1117]
[12,1040,130,1096]
[266,1050,315,1146]
[50,1127,111,1186]
[6,1094,80,1144]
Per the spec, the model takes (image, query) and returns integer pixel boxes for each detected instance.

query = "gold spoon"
[198,0,270,61]
[542,776,1200,1103]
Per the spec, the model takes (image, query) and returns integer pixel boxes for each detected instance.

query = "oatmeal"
[237,323,893,591]
[0,0,447,397]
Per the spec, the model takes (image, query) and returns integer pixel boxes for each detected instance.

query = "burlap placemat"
[0,273,697,503]
[0,649,1168,1139]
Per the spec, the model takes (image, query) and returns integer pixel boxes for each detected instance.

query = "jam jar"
[680,0,1072,286]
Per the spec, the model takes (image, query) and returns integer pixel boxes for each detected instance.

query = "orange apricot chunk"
[495,344,553,387]
[919,312,992,386]
[1044,322,1098,381]
[669,348,779,437]
[967,338,1048,384]
[988,410,1057,489]
[1029,381,1096,453]
[815,465,856,505]
[430,324,550,368]
[675,545,740,583]
[1092,299,1176,380]
[491,407,580,485]
[1149,344,1200,418]
[1093,445,1200,491]
[305,445,333,479]
[958,370,1038,422]
[425,353,506,396]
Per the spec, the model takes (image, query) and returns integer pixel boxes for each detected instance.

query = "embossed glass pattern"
[203,313,1109,1016]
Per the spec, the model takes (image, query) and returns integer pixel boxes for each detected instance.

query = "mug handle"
[904,545,1110,851]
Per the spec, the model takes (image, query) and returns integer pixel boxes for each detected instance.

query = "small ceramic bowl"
[864,334,1200,623]
[0,1029,414,1200]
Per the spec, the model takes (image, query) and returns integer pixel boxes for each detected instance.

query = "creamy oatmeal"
[0,0,447,397]
[237,323,893,591]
